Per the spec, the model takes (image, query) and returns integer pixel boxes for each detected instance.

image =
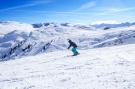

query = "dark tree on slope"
[42,40,53,51]
[104,27,110,30]
[22,44,32,52]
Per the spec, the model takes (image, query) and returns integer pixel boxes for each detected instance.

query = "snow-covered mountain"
[0,21,135,60]
[0,22,96,60]
[32,22,96,30]
[93,22,135,29]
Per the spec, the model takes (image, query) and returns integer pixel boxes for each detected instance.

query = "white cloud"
[0,4,36,12]
[79,1,96,10]
[107,7,135,13]
[91,20,120,25]
[97,7,135,15]
[0,0,52,12]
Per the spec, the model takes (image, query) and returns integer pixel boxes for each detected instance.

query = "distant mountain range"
[0,21,135,60]
[92,22,135,29]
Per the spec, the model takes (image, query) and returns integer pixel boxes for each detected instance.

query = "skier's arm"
[67,44,71,49]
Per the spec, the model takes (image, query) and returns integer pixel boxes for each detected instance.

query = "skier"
[67,39,79,56]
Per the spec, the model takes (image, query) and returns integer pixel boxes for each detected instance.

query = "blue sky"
[0,0,135,24]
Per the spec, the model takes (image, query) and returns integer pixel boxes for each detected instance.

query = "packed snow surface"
[0,44,135,89]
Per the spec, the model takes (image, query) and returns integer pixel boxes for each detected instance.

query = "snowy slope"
[0,22,135,60]
[0,44,135,89]
[0,21,34,35]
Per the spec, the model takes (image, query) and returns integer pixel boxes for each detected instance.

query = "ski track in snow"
[0,44,135,89]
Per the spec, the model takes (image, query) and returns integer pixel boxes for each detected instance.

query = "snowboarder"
[67,39,79,56]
